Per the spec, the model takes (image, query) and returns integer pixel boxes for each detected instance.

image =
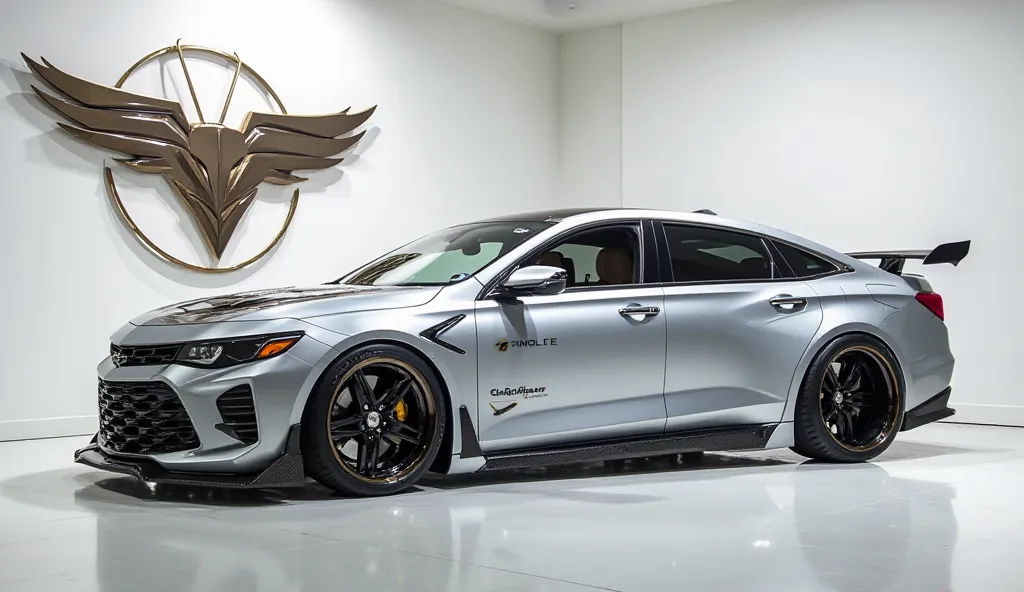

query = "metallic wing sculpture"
[23,53,374,260]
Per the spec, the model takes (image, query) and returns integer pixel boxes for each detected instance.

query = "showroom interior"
[1,0,1022,589]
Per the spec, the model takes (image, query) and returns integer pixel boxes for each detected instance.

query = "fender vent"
[216,386,259,445]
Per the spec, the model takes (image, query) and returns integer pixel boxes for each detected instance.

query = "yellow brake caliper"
[395,399,408,422]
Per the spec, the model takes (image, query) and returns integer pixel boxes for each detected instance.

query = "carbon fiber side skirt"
[457,414,778,472]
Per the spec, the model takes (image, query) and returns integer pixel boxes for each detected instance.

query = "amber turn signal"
[257,337,299,359]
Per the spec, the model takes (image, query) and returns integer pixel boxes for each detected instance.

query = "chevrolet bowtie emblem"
[23,40,375,273]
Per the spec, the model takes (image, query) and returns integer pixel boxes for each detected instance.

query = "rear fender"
[779,278,912,424]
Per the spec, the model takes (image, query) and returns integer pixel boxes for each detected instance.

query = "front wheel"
[301,344,445,497]
[791,334,904,462]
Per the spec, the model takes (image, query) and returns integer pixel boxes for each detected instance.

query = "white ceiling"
[437,0,735,32]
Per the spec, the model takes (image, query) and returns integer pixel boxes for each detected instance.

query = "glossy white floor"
[2,423,1023,592]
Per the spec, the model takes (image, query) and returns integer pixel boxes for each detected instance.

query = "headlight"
[175,333,303,368]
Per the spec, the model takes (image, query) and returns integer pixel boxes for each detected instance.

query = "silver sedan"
[76,208,970,496]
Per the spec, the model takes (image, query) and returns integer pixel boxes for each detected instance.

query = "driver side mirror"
[495,265,567,299]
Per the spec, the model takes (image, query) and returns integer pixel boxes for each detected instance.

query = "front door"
[474,223,667,452]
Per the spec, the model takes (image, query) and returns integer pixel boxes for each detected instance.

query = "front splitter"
[74,425,308,489]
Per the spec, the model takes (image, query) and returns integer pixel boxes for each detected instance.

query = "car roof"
[478,206,733,226]
[476,207,629,223]
[477,207,856,267]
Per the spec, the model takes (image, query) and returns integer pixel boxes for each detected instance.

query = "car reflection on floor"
[38,448,957,592]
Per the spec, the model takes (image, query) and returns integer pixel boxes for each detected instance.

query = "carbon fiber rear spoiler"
[846,240,971,275]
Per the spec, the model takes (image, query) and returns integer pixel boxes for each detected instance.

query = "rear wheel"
[302,344,445,497]
[792,334,904,462]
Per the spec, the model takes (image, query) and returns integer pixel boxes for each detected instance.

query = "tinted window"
[773,242,837,278]
[663,224,772,282]
[532,224,641,287]
[340,222,550,286]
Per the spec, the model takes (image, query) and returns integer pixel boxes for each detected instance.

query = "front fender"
[289,311,479,459]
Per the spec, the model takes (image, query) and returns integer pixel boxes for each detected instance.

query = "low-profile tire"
[301,344,446,497]
[791,334,905,463]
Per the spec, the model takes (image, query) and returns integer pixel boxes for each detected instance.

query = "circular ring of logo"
[107,43,298,274]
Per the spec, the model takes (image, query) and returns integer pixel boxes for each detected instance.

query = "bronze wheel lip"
[327,357,436,486]
[818,345,900,453]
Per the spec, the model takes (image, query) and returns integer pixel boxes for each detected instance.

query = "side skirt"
[901,386,955,431]
[457,416,779,472]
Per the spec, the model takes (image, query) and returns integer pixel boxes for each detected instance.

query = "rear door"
[656,222,824,432]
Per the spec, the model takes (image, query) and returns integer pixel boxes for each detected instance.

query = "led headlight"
[175,332,303,369]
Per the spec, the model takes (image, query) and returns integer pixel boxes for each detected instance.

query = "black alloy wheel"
[819,346,900,451]
[792,334,904,462]
[329,359,434,482]
[302,345,445,496]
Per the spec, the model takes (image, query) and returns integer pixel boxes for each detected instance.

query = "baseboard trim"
[0,415,97,442]
[939,404,1024,428]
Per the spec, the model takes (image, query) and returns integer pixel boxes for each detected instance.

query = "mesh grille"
[216,386,259,445]
[110,343,182,367]
[98,380,199,455]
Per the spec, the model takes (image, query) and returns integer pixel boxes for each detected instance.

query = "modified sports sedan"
[76,208,970,496]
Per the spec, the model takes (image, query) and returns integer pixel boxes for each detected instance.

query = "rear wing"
[846,240,971,275]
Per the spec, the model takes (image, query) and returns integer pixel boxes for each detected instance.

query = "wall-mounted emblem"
[23,41,375,272]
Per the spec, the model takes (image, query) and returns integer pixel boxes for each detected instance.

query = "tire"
[791,334,905,463]
[301,344,446,497]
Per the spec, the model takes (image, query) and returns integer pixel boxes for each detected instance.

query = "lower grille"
[98,380,199,455]
[215,386,259,445]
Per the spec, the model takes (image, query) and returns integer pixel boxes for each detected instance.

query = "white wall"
[4,0,1020,437]
[0,0,558,440]
[560,0,1024,425]
[557,25,622,208]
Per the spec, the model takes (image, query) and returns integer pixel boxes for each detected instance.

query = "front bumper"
[75,425,307,488]
[88,319,339,476]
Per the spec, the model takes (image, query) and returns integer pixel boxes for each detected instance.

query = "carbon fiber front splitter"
[74,425,308,489]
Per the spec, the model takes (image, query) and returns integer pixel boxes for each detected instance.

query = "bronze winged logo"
[23,45,374,267]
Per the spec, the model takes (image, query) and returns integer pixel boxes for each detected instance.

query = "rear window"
[773,241,838,278]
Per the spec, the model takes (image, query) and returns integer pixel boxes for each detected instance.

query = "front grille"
[216,386,259,445]
[110,343,182,367]
[98,380,199,455]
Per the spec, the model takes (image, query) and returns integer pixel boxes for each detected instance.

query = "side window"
[663,224,773,282]
[772,241,838,278]
[533,224,642,287]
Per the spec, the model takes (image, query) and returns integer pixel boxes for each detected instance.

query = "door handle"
[619,306,661,318]
[769,295,807,311]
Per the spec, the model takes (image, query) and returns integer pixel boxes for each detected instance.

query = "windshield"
[336,221,552,287]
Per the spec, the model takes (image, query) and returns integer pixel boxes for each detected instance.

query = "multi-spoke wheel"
[792,334,904,462]
[302,344,445,496]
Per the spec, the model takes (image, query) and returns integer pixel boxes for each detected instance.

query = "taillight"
[915,292,944,321]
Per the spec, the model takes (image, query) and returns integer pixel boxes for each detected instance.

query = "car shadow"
[420,450,791,490]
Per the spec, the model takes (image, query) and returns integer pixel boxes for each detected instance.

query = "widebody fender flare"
[779,322,910,424]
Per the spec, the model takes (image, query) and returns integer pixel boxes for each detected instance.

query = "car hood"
[130,285,442,326]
